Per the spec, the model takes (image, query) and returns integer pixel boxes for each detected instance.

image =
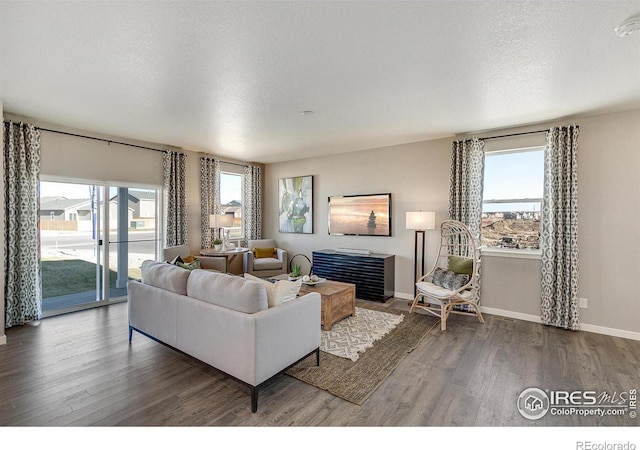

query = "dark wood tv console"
[311,249,395,302]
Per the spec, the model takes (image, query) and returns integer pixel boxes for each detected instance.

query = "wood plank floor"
[1,298,638,427]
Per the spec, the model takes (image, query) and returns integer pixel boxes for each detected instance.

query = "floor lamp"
[406,211,436,298]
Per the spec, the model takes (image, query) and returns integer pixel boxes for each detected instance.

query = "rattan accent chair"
[409,219,484,331]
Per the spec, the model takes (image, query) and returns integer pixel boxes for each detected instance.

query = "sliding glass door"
[106,186,159,298]
[40,180,160,316]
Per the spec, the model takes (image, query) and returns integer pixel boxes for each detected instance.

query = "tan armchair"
[163,245,225,273]
[243,239,288,278]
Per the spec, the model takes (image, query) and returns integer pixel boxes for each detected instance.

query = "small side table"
[200,247,249,273]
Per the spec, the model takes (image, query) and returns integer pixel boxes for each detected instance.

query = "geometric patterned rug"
[285,301,439,405]
[321,307,404,361]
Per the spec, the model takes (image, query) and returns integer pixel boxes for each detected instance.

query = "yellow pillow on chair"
[253,247,275,258]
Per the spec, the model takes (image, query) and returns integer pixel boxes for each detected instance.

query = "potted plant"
[213,238,223,251]
[288,264,302,280]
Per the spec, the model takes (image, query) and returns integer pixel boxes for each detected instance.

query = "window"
[482,147,544,251]
[220,171,244,239]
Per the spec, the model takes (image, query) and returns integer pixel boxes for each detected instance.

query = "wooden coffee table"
[270,275,356,330]
[299,280,356,330]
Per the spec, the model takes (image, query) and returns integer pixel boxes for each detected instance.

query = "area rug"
[322,306,404,362]
[285,301,439,405]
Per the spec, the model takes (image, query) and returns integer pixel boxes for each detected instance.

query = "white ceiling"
[1,1,639,164]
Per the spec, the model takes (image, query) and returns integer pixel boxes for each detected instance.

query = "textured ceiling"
[1,1,639,163]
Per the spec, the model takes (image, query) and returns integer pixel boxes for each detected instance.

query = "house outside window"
[481,147,544,251]
[220,171,244,240]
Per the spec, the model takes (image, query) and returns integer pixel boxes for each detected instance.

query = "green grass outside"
[41,258,139,298]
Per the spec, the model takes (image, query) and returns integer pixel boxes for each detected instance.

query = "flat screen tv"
[328,193,392,236]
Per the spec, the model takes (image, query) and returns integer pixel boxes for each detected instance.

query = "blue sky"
[483,149,544,212]
[220,172,242,204]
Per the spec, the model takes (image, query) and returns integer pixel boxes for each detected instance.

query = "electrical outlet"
[579,298,588,309]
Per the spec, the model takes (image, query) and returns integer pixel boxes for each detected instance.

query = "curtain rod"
[3,122,170,154]
[481,129,547,141]
[200,154,249,168]
[4,120,249,167]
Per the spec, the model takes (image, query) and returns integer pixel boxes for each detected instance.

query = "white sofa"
[128,260,321,412]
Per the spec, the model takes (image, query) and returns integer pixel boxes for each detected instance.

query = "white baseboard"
[480,306,640,341]
[479,306,542,324]
[393,292,414,301]
[0,334,6,345]
[394,294,640,342]
[578,323,640,342]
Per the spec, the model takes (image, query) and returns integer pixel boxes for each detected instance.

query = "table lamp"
[209,214,233,246]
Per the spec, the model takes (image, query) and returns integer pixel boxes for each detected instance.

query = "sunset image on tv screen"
[329,194,390,236]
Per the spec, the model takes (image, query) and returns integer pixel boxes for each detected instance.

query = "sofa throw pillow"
[432,267,470,291]
[182,254,195,263]
[244,273,301,307]
[177,259,201,271]
[167,255,184,265]
[432,267,448,288]
[445,271,470,291]
[448,255,473,276]
[253,247,275,258]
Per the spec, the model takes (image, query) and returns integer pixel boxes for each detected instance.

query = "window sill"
[480,247,542,260]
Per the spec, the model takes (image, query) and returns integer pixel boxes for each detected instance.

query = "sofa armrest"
[197,255,226,272]
[276,248,288,267]
[243,251,255,273]
[253,292,321,385]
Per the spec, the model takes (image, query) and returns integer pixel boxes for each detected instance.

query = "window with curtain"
[481,147,544,251]
[220,171,244,239]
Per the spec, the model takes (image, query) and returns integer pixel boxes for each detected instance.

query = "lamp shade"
[406,211,435,230]
[210,214,233,228]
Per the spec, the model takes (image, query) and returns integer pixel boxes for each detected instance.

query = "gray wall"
[265,108,640,337]
[264,138,452,299]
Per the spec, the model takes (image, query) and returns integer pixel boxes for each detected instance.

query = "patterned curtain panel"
[163,151,187,247]
[3,121,42,327]
[243,165,262,241]
[448,137,485,240]
[200,157,221,248]
[448,137,485,311]
[540,125,580,330]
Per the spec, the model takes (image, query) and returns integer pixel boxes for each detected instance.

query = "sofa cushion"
[187,270,268,314]
[253,257,282,270]
[244,273,301,307]
[416,281,474,302]
[141,260,190,296]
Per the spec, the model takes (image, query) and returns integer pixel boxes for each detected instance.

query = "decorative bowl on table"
[301,274,325,285]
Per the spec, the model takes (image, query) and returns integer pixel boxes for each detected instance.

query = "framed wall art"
[278,175,313,234]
